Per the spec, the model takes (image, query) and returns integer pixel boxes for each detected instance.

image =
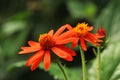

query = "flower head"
[39,34,55,50]
[97,27,106,36]
[73,23,93,37]
[19,26,76,71]
[59,22,104,51]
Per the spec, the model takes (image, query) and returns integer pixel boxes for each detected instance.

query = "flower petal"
[48,29,54,36]
[19,46,41,54]
[87,33,97,40]
[88,33,103,42]
[28,41,40,47]
[95,34,104,38]
[44,50,51,70]
[58,30,76,40]
[51,47,67,58]
[85,33,97,42]
[26,50,44,66]
[54,24,72,37]
[88,26,93,31]
[80,38,87,51]
[65,24,73,30]
[19,41,41,54]
[63,53,73,61]
[72,38,79,48]
[30,57,42,71]
[85,33,101,46]
[56,45,76,56]
[85,36,95,44]
[56,37,77,45]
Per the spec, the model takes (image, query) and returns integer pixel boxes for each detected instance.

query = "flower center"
[39,34,55,50]
[73,23,89,37]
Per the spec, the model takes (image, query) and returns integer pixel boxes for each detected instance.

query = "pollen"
[39,34,55,50]
[73,23,90,37]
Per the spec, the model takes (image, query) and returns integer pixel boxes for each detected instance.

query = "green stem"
[97,47,101,80]
[93,48,97,56]
[57,61,68,80]
[79,46,86,80]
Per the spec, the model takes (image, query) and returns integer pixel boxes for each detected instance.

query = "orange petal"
[80,38,87,51]
[65,24,73,30]
[28,41,40,47]
[85,37,100,46]
[85,33,101,45]
[26,50,44,66]
[63,53,73,61]
[54,25,66,37]
[95,34,104,38]
[85,33,98,44]
[44,50,51,70]
[56,46,73,61]
[54,24,73,37]
[88,26,93,31]
[56,45,76,56]
[19,46,40,54]
[88,33,103,41]
[96,39,103,42]
[51,47,67,58]
[30,57,43,71]
[56,37,77,45]
[48,29,54,36]
[19,41,41,54]
[87,33,97,40]
[72,38,79,48]
[58,30,76,40]
[85,36,96,44]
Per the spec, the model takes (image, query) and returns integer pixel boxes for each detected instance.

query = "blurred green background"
[0,0,120,80]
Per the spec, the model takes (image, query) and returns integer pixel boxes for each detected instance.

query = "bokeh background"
[0,0,120,80]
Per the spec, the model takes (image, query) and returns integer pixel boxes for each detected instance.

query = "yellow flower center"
[39,34,55,50]
[73,23,90,37]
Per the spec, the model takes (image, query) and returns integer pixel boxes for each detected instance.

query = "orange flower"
[58,22,104,51]
[19,26,76,71]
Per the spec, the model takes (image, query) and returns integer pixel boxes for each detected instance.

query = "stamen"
[73,23,90,37]
[39,34,55,50]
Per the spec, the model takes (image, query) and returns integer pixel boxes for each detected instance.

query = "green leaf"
[89,1,120,79]
[2,61,26,80]
[94,0,120,43]
[110,63,120,80]
[67,1,96,18]
[0,46,4,66]
[9,11,32,21]
[0,11,31,39]
[39,63,82,80]
[6,61,82,80]
[88,42,120,80]
[1,21,26,37]
[7,61,26,72]
[0,21,29,59]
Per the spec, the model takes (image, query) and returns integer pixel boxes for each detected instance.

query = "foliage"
[1,0,120,80]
